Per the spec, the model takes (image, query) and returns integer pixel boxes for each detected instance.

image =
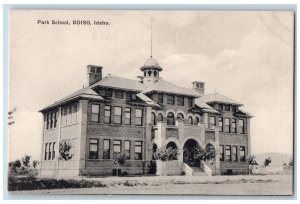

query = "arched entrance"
[183,139,201,167]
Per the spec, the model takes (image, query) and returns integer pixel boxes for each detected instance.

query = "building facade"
[40,58,252,177]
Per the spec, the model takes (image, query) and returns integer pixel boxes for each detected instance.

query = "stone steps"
[191,167,207,176]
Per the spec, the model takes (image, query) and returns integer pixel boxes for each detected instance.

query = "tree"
[8,107,17,126]
[113,152,128,176]
[32,160,40,169]
[264,157,272,167]
[153,146,179,161]
[21,155,31,167]
[247,154,258,174]
[247,155,258,165]
[14,160,22,168]
[58,140,73,161]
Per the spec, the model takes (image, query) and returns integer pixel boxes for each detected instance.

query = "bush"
[8,176,107,191]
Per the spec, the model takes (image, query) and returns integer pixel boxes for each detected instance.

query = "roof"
[142,79,200,97]
[197,92,243,106]
[91,75,146,91]
[136,93,160,108]
[194,100,219,114]
[140,57,163,71]
[40,87,103,112]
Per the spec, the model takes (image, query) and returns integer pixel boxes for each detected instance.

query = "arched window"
[151,112,156,125]
[154,71,157,77]
[157,113,163,122]
[166,142,178,160]
[188,116,193,125]
[144,71,146,77]
[195,116,200,125]
[148,70,152,77]
[177,113,184,120]
[167,112,175,125]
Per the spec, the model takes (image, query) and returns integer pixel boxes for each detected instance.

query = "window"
[167,95,175,105]
[157,113,163,122]
[225,145,231,161]
[232,119,237,133]
[240,146,246,162]
[232,146,237,162]
[219,117,223,132]
[232,106,237,112]
[48,142,52,160]
[135,109,143,126]
[89,139,99,159]
[67,106,72,125]
[195,116,200,125]
[54,111,58,128]
[219,145,224,161]
[151,112,156,125]
[113,140,121,157]
[52,142,56,160]
[124,107,131,125]
[154,71,157,77]
[114,107,122,124]
[91,104,100,122]
[239,119,245,134]
[188,116,193,125]
[125,141,131,159]
[104,89,112,98]
[44,114,47,129]
[104,106,111,123]
[225,104,230,111]
[134,141,142,160]
[115,90,123,99]
[188,97,193,107]
[44,143,48,160]
[224,118,231,133]
[167,112,175,125]
[177,96,184,106]
[46,113,50,129]
[103,139,110,159]
[148,70,152,77]
[126,92,133,100]
[50,112,53,129]
[177,113,184,120]
[209,116,216,128]
[219,104,223,111]
[62,107,68,126]
[158,94,163,103]
[72,104,77,124]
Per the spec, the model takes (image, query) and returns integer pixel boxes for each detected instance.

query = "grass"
[8,175,278,191]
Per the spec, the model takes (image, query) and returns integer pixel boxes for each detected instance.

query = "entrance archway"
[183,139,201,167]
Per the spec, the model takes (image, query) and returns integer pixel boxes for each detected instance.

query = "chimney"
[87,65,102,86]
[192,81,205,95]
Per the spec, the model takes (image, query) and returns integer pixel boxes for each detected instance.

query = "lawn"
[9,174,293,195]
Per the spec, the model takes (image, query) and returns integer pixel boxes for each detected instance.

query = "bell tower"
[140,57,163,85]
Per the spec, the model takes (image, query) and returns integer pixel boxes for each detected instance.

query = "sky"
[9,10,294,162]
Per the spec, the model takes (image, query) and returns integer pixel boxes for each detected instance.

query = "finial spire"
[150,17,153,58]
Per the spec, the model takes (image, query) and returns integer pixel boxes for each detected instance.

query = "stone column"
[145,106,153,162]
[203,113,209,129]
[214,123,220,175]
[246,118,251,156]
[78,99,89,175]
